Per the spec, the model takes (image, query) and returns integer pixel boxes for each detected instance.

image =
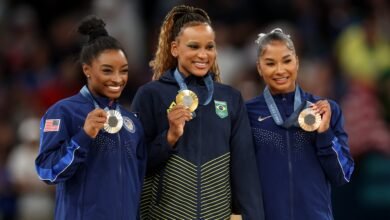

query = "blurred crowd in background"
[0,0,389,219]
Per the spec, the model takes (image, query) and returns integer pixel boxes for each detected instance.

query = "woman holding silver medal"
[246,28,355,220]
[35,16,146,220]
[131,5,264,220]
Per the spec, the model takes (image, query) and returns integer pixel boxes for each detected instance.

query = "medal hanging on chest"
[173,69,214,116]
[264,86,321,132]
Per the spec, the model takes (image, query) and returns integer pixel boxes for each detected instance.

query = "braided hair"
[150,5,221,81]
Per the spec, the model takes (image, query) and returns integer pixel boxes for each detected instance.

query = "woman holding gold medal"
[131,5,264,220]
[35,16,146,220]
[246,28,355,220]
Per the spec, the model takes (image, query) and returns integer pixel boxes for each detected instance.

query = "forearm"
[316,129,354,185]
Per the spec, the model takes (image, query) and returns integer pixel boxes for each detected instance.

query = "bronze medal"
[298,108,321,132]
[175,89,199,112]
[103,110,123,133]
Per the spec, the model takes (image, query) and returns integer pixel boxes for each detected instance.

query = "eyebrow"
[263,54,292,61]
[186,41,215,44]
[101,64,128,68]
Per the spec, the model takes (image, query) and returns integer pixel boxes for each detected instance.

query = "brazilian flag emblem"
[214,100,228,119]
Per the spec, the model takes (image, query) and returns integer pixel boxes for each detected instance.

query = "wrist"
[167,129,180,148]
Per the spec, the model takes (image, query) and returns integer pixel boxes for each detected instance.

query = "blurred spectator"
[0,121,17,220]
[378,70,390,124]
[92,0,146,66]
[3,5,39,78]
[7,117,54,220]
[214,23,245,84]
[47,13,81,66]
[335,4,390,157]
[336,9,390,86]
[36,57,84,110]
[298,58,337,99]
[332,3,390,220]
[340,82,390,157]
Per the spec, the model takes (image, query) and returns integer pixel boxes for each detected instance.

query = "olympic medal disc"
[103,110,123,133]
[298,108,321,132]
[176,90,199,112]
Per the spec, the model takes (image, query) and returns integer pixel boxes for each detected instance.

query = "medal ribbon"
[263,85,307,128]
[174,68,214,105]
[80,85,121,113]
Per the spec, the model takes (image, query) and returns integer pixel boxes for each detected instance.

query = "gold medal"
[103,110,123,133]
[175,89,199,112]
[298,108,321,132]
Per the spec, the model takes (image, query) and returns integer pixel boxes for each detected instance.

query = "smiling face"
[83,49,128,100]
[257,40,299,94]
[171,23,216,77]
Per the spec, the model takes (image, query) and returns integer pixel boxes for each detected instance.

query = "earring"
[87,75,90,78]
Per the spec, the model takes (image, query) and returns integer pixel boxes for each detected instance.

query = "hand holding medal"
[84,108,124,137]
[167,102,193,147]
[84,108,108,138]
[168,69,212,147]
[80,85,125,135]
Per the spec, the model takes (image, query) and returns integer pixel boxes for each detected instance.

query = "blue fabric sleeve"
[35,106,93,184]
[230,94,265,220]
[315,100,354,186]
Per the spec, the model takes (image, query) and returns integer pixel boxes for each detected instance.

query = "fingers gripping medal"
[79,86,123,133]
[176,90,199,112]
[103,109,123,133]
[298,108,321,132]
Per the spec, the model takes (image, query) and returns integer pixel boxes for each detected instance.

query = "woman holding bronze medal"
[246,28,355,220]
[131,5,264,220]
[35,16,146,220]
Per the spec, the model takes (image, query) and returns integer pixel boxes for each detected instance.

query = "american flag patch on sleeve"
[44,119,61,132]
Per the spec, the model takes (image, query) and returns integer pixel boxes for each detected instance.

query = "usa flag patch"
[44,119,61,132]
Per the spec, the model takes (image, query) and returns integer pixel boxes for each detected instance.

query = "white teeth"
[274,77,289,83]
[194,62,207,68]
[108,86,121,91]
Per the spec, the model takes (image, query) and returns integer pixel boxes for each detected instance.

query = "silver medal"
[103,110,123,133]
